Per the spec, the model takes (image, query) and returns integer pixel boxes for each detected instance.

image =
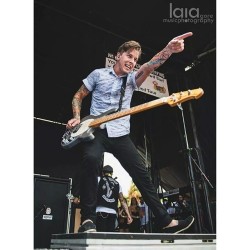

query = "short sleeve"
[129,71,138,89]
[82,69,100,92]
[119,183,123,193]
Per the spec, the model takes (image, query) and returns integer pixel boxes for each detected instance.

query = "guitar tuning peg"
[171,94,176,102]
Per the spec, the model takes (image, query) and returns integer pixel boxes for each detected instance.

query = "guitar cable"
[34,117,66,126]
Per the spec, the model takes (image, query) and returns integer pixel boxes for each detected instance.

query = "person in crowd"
[173,194,192,220]
[129,197,141,232]
[139,196,150,233]
[96,165,132,232]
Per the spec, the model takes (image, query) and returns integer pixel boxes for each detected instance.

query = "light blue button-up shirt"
[83,67,138,137]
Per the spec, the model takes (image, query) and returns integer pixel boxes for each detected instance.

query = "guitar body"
[61,109,116,149]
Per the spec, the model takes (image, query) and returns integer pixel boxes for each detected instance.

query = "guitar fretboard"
[89,97,169,128]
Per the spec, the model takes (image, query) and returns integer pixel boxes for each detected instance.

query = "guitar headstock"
[167,88,204,107]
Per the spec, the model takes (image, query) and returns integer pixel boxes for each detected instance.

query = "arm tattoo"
[119,194,129,212]
[135,46,172,86]
[147,48,172,70]
[135,71,144,80]
[81,84,90,95]
[72,84,89,119]
[147,58,164,65]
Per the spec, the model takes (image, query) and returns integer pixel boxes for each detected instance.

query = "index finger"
[174,32,193,40]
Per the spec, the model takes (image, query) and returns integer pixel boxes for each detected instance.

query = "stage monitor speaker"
[34,174,71,249]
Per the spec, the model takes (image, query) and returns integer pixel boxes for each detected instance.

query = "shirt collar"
[108,67,128,78]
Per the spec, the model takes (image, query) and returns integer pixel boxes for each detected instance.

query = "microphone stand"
[182,46,216,233]
[65,178,73,234]
[143,109,153,233]
[188,102,215,233]
[177,103,202,233]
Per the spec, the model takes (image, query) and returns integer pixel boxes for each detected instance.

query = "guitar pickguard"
[71,118,94,137]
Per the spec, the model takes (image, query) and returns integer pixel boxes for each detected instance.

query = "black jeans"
[79,128,172,228]
[96,212,117,232]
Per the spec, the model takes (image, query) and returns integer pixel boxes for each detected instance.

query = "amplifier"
[34,174,72,249]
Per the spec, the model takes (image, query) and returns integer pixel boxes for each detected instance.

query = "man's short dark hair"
[102,165,113,174]
[117,40,142,58]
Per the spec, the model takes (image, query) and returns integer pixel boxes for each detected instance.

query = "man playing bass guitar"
[66,33,195,233]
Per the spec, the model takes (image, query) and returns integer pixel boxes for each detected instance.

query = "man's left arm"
[135,32,193,87]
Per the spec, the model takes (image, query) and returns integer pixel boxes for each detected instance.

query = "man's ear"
[115,53,121,60]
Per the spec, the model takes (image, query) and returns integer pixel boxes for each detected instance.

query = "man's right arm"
[135,32,193,87]
[119,193,133,224]
[66,84,90,129]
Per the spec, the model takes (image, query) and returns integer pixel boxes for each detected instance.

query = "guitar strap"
[116,75,128,112]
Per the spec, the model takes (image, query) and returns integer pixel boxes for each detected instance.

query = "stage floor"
[50,232,216,250]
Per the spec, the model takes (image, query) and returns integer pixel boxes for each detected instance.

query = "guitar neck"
[89,97,169,128]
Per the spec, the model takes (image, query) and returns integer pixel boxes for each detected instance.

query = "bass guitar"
[61,88,204,149]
